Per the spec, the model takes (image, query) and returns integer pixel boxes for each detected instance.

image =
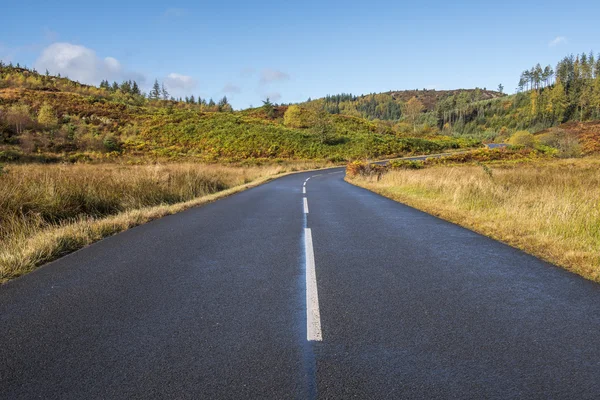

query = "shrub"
[508,130,537,148]
[283,105,314,128]
[102,135,122,152]
[388,159,424,170]
[0,149,22,162]
[346,161,387,179]
[538,128,582,158]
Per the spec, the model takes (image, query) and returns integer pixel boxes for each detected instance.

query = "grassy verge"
[346,157,600,282]
[0,161,331,283]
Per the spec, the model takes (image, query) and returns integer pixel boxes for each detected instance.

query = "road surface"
[2,168,600,399]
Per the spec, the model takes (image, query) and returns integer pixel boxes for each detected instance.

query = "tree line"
[0,62,234,112]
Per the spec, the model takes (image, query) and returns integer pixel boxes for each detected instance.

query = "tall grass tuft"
[0,162,326,282]
[347,158,600,282]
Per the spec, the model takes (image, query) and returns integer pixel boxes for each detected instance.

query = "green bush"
[0,149,22,162]
[102,135,121,152]
[388,160,424,170]
[508,131,537,148]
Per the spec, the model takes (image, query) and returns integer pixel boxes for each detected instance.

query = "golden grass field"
[0,161,330,282]
[347,158,600,282]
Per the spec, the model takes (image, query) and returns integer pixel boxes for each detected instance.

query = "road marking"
[303,182,306,187]
[303,197,309,214]
[305,228,322,341]
[303,187,306,194]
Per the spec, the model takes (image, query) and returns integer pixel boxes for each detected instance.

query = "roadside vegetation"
[346,152,600,282]
[0,63,473,164]
[0,161,329,282]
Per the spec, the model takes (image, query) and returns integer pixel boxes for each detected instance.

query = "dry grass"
[0,161,330,282]
[347,158,600,282]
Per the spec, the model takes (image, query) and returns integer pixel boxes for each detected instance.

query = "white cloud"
[223,83,241,93]
[164,73,197,96]
[34,42,144,84]
[104,56,121,72]
[549,36,567,47]
[260,69,290,84]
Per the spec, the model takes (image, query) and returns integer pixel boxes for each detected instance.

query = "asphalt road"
[2,167,600,399]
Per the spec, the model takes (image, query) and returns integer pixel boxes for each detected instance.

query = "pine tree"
[218,96,232,112]
[131,81,141,95]
[161,83,169,100]
[262,97,275,118]
[548,79,568,123]
[120,80,132,94]
[149,79,161,100]
[593,74,600,119]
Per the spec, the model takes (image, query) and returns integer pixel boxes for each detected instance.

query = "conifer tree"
[149,79,161,99]
[161,83,169,100]
[131,81,141,95]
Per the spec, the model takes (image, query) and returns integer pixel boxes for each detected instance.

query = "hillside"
[536,121,600,154]
[2,50,599,164]
[0,65,474,164]
[305,89,505,121]
[302,52,600,148]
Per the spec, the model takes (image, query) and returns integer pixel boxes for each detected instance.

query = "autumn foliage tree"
[312,111,334,144]
[6,104,31,134]
[37,102,58,128]
[402,97,424,132]
[283,105,314,128]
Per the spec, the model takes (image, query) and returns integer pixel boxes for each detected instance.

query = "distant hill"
[0,64,473,163]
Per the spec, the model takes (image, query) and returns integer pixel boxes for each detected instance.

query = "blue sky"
[1,0,599,109]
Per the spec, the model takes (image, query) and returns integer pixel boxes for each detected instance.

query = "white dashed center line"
[305,228,322,341]
[303,175,322,341]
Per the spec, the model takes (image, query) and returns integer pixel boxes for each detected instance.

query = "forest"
[309,52,600,144]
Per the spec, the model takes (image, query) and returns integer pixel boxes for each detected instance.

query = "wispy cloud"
[164,73,197,93]
[223,83,241,93]
[548,36,567,47]
[260,69,290,84]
